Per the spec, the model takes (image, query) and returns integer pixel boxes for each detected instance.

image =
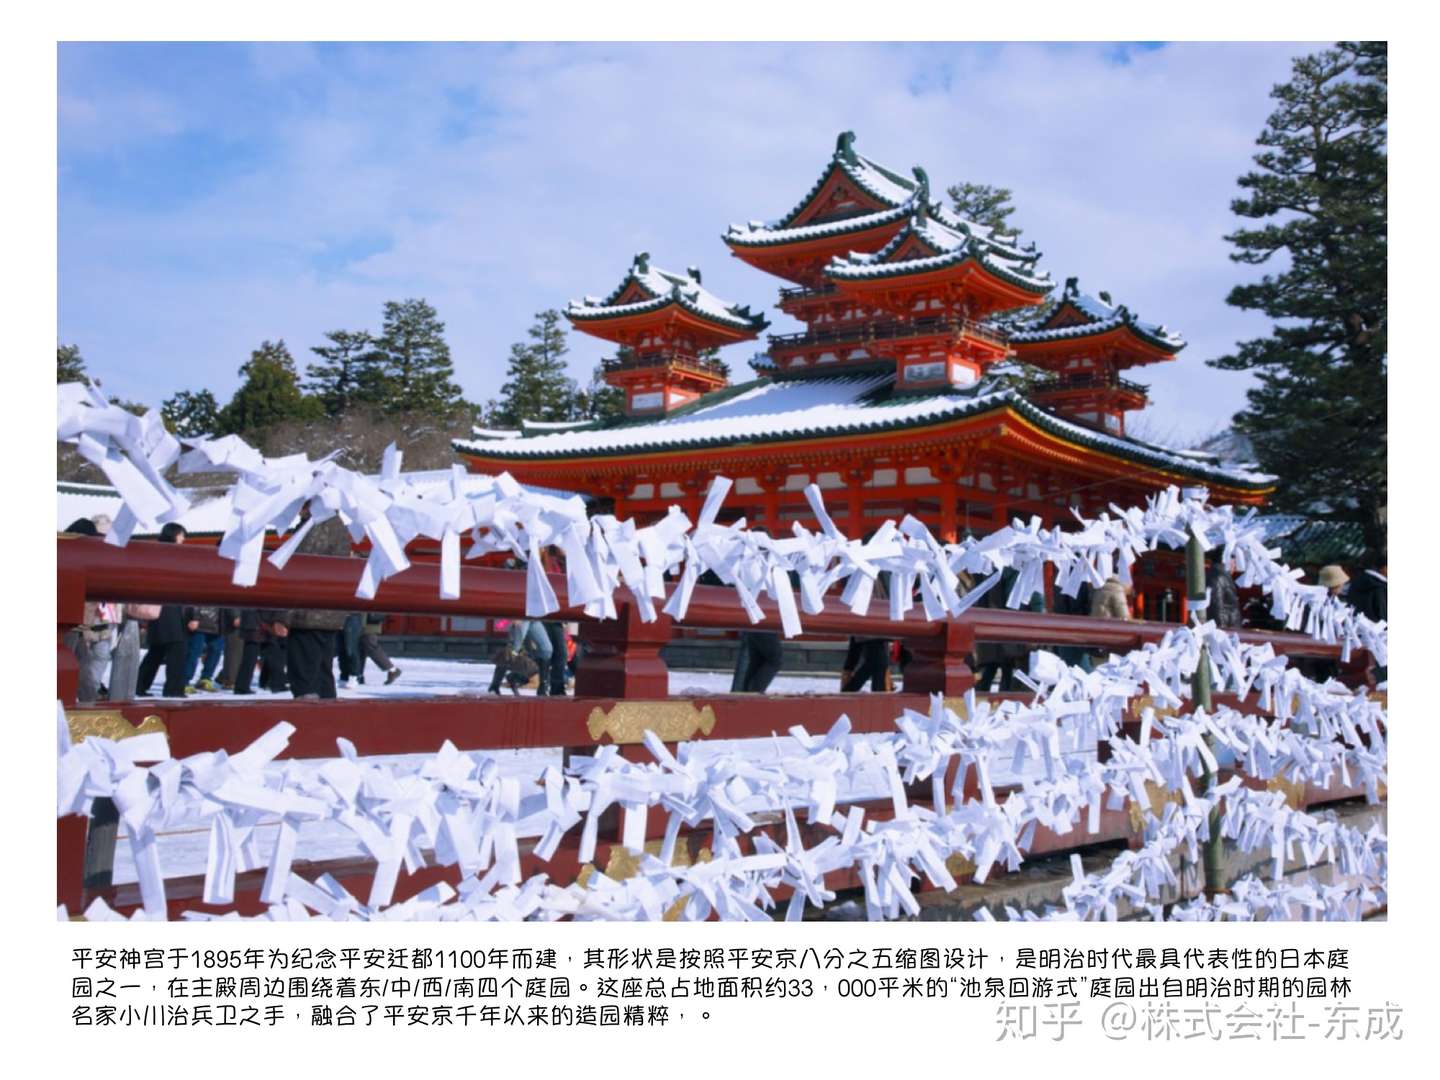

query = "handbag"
[505,648,539,682]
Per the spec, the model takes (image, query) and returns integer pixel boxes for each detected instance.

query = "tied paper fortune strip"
[57,615,1387,922]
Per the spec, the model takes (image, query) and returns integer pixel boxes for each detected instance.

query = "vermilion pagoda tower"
[567,254,767,417]
[457,133,1270,618]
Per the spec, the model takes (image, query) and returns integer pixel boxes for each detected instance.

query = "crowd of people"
[62,512,1386,703]
[62,514,403,704]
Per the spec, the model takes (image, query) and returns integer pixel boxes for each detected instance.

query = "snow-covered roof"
[825,211,1051,294]
[567,254,767,334]
[452,373,1272,491]
[58,481,235,537]
[724,204,913,248]
[723,132,1031,260]
[57,471,587,536]
[1009,277,1184,352]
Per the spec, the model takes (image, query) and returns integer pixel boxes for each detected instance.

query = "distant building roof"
[567,254,768,334]
[57,472,586,536]
[825,208,1050,293]
[1255,515,1368,566]
[453,371,1272,492]
[1009,276,1184,352]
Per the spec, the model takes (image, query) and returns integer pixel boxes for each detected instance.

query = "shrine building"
[455,132,1272,617]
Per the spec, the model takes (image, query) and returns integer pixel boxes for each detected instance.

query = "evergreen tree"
[218,340,322,434]
[373,299,464,414]
[306,329,385,416]
[1208,41,1387,559]
[492,310,580,426]
[161,389,221,438]
[947,181,1021,237]
[58,343,88,384]
[578,361,626,424]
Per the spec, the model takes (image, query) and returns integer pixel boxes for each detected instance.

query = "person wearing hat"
[1318,565,1350,597]
[1303,565,1353,683]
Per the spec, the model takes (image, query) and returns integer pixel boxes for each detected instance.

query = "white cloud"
[59,41,1306,441]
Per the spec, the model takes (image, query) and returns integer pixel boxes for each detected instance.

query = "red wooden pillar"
[575,603,671,698]
[937,459,958,541]
[57,540,85,706]
[903,621,976,695]
[612,473,632,521]
[845,467,866,538]
[680,475,704,526]
[760,472,782,532]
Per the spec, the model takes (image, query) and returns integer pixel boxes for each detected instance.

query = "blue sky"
[59,41,1312,443]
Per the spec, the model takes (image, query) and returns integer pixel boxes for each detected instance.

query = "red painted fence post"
[903,620,976,696]
[574,603,672,698]
[57,539,85,706]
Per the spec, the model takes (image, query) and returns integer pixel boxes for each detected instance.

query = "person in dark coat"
[135,523,192,697]
[358,613,402,686]
[232,609,283,694]
[182,605,224,690]
[1205,552,1243,630]
[337,613,363,688]
[1347,560,1388,623]
[218,607,245,688]
[975,567,1043,692]
[270,516,352,700]
[1051,580,1094,672]
[1345,557,1388,683]
[732,631,783,693]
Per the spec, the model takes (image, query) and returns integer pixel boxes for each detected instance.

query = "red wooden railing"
[56,536,1368,917]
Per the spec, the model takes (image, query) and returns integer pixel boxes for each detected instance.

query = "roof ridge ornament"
[1064,276,1080,296]
[633,251,650,274]
[835,130,858,164]
[686,265,702,283]
[910,166,931,224]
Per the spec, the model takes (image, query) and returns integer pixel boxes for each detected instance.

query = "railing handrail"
[777,284,839,303]
[1031,371,1150,395]
[601,352,728,379]
[57,537,1343,659]
[768,316,1009,351]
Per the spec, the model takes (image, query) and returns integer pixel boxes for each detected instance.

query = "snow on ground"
[107,658,1093,886]
[139,656,847,702]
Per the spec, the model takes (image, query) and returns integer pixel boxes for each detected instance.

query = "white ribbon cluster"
[58,612,1387,922]
[58,384,1386,665]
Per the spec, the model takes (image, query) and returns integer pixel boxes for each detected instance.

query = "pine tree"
[492,310,580,426]
[373,299,464,414]
[161,389,221,438]
[1208,41,1387,559]
[58,343,88,384]
[217,340,323,434]
[306,329,385,416]
[947,181,1021,236]
[578,361,626,424]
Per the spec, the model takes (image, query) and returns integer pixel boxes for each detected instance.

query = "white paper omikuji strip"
[58,610,1388,921]
[58,385,1386,663]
